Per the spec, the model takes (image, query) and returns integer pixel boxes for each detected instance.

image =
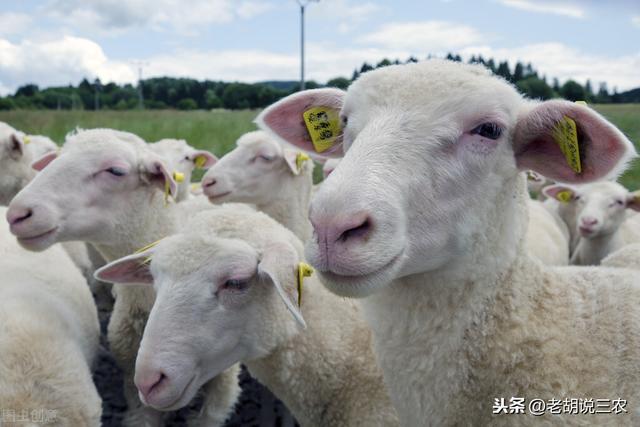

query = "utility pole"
[131,60,149,109]
[296,0,319,91]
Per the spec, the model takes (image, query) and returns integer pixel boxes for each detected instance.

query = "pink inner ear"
[95,258,153,284]
[542,184,574,200]
[32,151,58,171]
[192,150,218,168]
[257,88,345,157]
[283,150,299,174]
[514,101,635,183]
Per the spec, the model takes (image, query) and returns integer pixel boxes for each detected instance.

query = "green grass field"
[1,104,639,187]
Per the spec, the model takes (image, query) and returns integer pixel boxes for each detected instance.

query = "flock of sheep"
[0,59,639,426]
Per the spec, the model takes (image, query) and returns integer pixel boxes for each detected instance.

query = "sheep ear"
[627,191,640,212]
[8,134,25,160]
[257,243,306,329]
[514,100,637,183]
[94,250,154,284]
[32,151,58,171]
[190,150,218,169]
[542,184,577,203]
[142,156,178,199]
[256,88,345,159]
[283,149,301,175]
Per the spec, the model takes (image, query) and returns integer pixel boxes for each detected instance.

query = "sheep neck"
[246,283,395,426]
[94,191,179,262]
[572,230,624,266]
[362,173,537,426]
[256,169,312,242]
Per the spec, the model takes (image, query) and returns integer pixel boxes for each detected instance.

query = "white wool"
[525,198,569,265]
[0,206,101,425]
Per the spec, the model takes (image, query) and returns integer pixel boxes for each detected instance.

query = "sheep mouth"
[149,374,197,411]
[17,227,58,246]
[579,226,597,237]
[207,191,231,201]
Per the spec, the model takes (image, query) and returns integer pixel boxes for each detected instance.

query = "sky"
[0,0,638,95]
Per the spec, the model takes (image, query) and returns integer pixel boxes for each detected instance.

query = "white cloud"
[632,15,640,28]
[0,36,135,95]
[460,43,640,91]
[46,0,274,35]
[496,0,585,18]
[310,0,380,34]
[358,21,486,52]
[0,13,33,37]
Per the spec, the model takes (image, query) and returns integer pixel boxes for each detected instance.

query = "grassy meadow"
[1,104,639,187]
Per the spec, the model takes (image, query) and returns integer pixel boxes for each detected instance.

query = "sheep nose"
[201,176,217,190]
[311,211,372,268]
[6,206,32,226]
[136,370,167,403]
[581,217,598,227]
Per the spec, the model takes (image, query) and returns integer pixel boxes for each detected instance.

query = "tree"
[177,98,198,110]
[496,61,512,81]
[327,77,350,90]
[516,77,554,100]
[560,80,586,102]
[359,63,374,74]
[204,89,222,109]
[376,58,392,68]
[513,62,524,82]
[15,84,39,97]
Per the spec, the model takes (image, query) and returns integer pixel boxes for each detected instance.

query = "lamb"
[602,243,640,270]
[525,170,553,200]
[149,138,217,202]
[6,128,242,427]
[94,206,399,426]
[525,198,569,265]
[257,59,640,425]
[544,181,640,265]
[0,205,101,426]
[201,130,314,241]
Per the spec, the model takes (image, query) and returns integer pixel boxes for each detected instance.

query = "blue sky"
[0,0,638,95]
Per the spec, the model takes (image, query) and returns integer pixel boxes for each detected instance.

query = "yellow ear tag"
[134,239,163,264]
[296,152,310,171]
[164,180,171,205]
[23,136,31,145]
[303,106,341,153]
[173,172,185,183]
[556,190,573,203]
[194,155,207,168]
[191,183,200,191]
[575,100,587,106]
[552,116,581,174]
[297,262,314,307]
[526,171,536,181]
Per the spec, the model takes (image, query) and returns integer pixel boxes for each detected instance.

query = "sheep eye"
[258,155,274,162]
[341,115,348,127]
[222,278,249,291]
[471,123,502,140]
[615,200,625,206]
[106,167,126,177]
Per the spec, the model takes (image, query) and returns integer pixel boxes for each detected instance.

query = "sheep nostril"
[339,218,371,242]
[8,208,32,226]
[203,178,217,188]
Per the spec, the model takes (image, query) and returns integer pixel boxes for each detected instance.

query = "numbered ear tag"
[296,152,310,171]
[297,262,314,307]
[303,107,341,153]
[552,116,581,174]
[194,155,207,168]
[556,190,573,203]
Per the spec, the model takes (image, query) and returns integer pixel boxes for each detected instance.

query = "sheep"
[257,59,640,425]
[149,138,217,202]
[0,205,101,426]
[6,128,243,427]
[201,130,314,241]
[525,170,553,200]
[525,198,569,265]
[601,243,640,270]
[0,122,57,206]
[94,206,399,426]
[544,181,640,265]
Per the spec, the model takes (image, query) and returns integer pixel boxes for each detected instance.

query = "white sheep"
[149,138,217,202]
[601,243,640,270]
[525,170,553,200]
[6,128,243,427]
[95,206,399,426]
[0,122,57,206]
[201,130,314,241]
[525,198,570,265]
[544,181,640,265]
[0,206,101,426]
[257,59,640,425]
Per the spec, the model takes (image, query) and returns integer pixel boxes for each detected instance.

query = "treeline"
[0,53,637,111]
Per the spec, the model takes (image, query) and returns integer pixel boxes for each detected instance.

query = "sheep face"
[202,130,309,205]
[150,138,217,201]
[0,129,33,206]
[94,230,303,411]
[258,60,636,298]
[546,181,640,239]
[6,129,177,251]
